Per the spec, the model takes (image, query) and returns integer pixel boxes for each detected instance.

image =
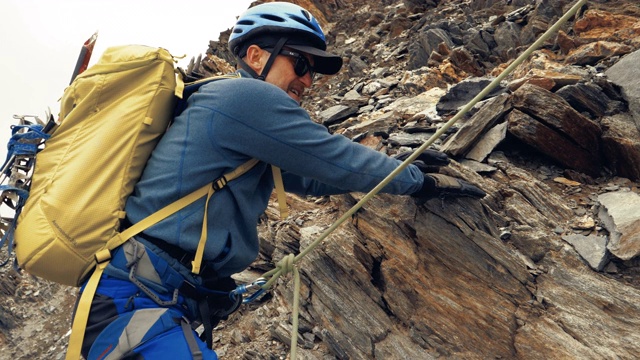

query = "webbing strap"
[192,184,216,274]
[271,165,288,219]
[111,158,260,254]
[66,260,109,360]
[191,158,260,274]
[174,70,185,99]
[180,318,203,360]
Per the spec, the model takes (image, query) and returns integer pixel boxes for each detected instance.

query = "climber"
[76,2,486,359]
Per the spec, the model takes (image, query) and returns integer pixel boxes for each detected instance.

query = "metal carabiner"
[230,278,268,304]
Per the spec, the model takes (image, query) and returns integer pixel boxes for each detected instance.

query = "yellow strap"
[110,185,210,250]
[108,159,259,259]
[174,70,185,99]
[271,165,288,219]
[222,158,260,181]
[192,185,215,274]
[187,73,240,88]
[190,158,260,274]
[66,260,109,360]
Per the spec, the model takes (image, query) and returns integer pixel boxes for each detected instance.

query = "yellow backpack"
[1,44,288,359]
[0,45,268,360]
[11,45,259,287]
[14,45,180,285]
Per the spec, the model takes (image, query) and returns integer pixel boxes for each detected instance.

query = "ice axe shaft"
[69,31,98,84]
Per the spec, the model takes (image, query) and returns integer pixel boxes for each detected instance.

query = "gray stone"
[493,21,522,61]
[562,234,609,271]
[319,105,358,126]
[387,132,434,147]
[600,113,640,181]
[436,77,507,116]
[442,93,512,157]
[363,81,383,95]
[342,89,369,107]
[341,112,396,140]
[417,28,455,60]
[465,121,508,162]
[464,29,494,59]
[459,159,498,173]
[605,49,640,131]
[598,190,640,260]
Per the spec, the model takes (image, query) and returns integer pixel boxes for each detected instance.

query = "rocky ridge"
[2,0,640,359]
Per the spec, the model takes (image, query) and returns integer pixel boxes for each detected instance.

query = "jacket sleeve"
[280,170,350,196]
[195,78,425,196]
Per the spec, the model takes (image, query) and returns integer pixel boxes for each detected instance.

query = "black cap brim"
[286,44,343,75]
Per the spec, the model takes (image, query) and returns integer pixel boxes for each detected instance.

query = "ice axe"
[69,31,98,84]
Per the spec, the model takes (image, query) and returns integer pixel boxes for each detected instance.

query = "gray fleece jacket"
[125,70,424,277]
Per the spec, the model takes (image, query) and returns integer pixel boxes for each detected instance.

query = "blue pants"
[78,240,220,360]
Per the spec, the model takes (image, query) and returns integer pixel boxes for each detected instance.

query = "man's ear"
[245,45,266,73]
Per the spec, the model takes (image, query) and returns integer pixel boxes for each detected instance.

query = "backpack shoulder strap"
[114,157,260,251]
[271,165,288,219]
[191,158,260,274]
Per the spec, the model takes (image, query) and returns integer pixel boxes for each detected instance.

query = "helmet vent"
[260,14,286,23]
[289,15,315,30]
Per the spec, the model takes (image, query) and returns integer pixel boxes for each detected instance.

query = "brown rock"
[508,68,583,92]
[507,108,601,176]
[514,256,640,360]
[511,83,603,155]
[565,40,633,66]
[574,9,640,44]
[601,113,640,180]
[555,29,578,55]
[449,47,484,77]
[508,75,557,92]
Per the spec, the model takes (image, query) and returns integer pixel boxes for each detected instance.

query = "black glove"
[393,149,450,173]
[412,173,486,203]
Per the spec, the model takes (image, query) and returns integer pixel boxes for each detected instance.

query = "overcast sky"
[0,0,254,161]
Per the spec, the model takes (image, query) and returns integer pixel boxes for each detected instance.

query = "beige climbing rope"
[254,1,589,358]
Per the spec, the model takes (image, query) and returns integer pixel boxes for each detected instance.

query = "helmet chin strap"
[236,37,288,81]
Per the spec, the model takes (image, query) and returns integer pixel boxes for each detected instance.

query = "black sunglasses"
[278,50,315,79]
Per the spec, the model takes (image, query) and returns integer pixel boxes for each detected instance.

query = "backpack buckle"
[212,176,228,191]
[95,249,112,263]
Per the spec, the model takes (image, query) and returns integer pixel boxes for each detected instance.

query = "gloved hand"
[412,173,486,203]
[393,149,450,173]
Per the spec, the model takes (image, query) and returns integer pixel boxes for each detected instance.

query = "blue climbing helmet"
[228,2,343,76]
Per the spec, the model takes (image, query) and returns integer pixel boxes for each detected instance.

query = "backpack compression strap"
[190,161,289,273]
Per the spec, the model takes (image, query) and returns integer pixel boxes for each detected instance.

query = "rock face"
[3,1,640,359]
[598,191,640,261]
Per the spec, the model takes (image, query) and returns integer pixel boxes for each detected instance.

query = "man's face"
[254,47,315,104]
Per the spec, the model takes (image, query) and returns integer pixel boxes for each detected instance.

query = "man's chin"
[287,91,302,104]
